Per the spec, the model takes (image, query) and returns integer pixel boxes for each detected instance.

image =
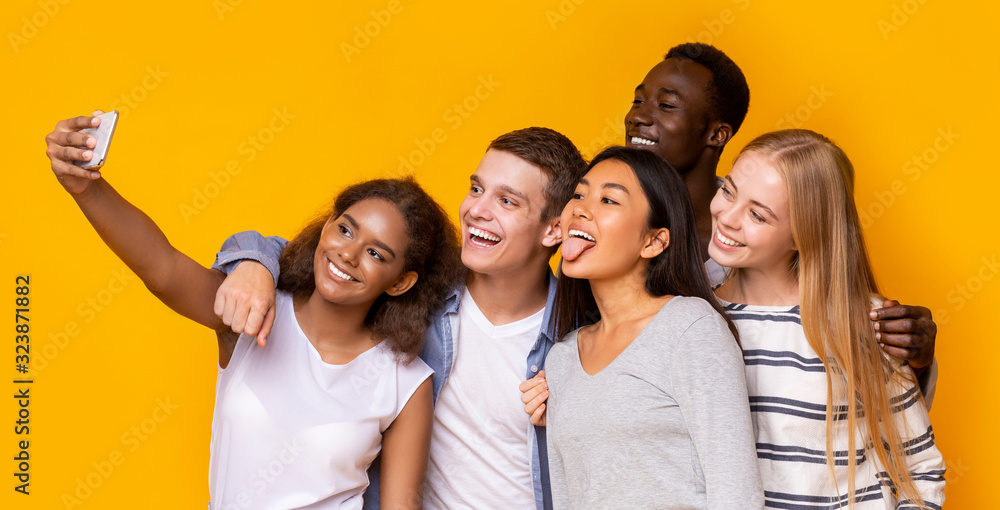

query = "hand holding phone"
[75,110,118,169]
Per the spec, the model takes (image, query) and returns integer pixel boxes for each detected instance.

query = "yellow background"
[2,0,996,507]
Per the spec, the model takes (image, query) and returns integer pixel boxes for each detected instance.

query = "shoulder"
[652,296,725,330]
[651,297,738,353]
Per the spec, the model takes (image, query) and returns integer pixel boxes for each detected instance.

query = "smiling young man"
[622,43,939,392]
[209,127,587,510]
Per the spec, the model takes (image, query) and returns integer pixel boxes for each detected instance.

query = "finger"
[875,318,922,334]
[52,160,100,180]
[877,332,926,350]
[230,295,252,334]
[91,110,105,116]
[53,145,93,163]
[525,389,549,412]
[220,294,237,327]
[244,303,266,336]
[879,343,916,360]
[530,403,546,426]
[520,381,546,404]
[57,115,100,132]
[48,130,95,149]
[518,375,545,392]
[870,303,930,321]
[257,307,275,348]
[213,286,227,318]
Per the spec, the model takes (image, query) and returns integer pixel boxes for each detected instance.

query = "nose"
[339,242,359,267]
[466,194,493,221]
[716,202,741,231]
[625,101,651,129]
[571,202,592,220]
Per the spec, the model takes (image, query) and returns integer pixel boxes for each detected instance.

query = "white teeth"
[468,226,501,242]
[568,229,596,242]
[716,230,745,247]
[328,261,357,281]
[630,136,656,146]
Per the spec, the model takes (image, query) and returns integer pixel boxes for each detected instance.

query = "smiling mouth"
[629,136,657,146]
[468,226,501,247]
[328,260,358,282]
[716,230,745,248]
[567,229,595,242]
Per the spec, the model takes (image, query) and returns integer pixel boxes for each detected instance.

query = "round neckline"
[715,295,800,312]
[284,291,387,369]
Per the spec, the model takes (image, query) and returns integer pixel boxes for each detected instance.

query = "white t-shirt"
[424,290,544,509]
[209,292,433,510]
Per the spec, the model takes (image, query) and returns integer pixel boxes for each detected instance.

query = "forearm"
[74,179,177,289]
[73,178,224,329]
[212,230,288,285]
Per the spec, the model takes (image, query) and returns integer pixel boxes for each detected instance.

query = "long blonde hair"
[737,129,925,507]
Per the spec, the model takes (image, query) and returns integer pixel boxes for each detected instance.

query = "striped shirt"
[721,300,946,509]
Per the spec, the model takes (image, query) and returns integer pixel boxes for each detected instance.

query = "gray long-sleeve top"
[546,296,764,509]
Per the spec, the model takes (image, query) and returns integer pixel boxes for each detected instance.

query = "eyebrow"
[634,83,681,99]
[342,214,397,259]
[470,174,530,203]
[578,178,630,195]
[724,176,778,220]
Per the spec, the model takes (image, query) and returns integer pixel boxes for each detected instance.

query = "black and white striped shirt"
[722,300,946,509]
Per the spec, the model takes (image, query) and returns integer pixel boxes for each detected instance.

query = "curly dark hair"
[276,177,461,361]
[665,43,750,137]
[554,147,739,342]
[487,127,589,220]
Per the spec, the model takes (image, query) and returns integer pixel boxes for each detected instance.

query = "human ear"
[640,228,670,259]
[541,216,562,248]
[385,271,418,297]
[706,122,733,149]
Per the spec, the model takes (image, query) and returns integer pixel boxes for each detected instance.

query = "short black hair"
[665,43,750,136]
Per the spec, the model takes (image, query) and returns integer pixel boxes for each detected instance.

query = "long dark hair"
[277,177,461,361]
[554,146,738,341]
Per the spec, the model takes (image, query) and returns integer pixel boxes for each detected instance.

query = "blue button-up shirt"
[213,231,556,510]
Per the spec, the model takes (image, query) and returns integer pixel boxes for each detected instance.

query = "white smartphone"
[75,110,119,169]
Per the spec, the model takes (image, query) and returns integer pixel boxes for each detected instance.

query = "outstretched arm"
[45,113,226,333]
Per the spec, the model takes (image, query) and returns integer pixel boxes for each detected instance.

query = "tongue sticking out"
[561,237,596,261]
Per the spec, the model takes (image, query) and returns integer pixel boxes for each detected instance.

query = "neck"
[465,263,550,326]
[681,151,722,261]
[587,265,670,334]
[717,264,800,307]
[295,291,377,356]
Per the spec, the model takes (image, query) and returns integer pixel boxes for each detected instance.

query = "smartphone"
[75,110,119,169]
